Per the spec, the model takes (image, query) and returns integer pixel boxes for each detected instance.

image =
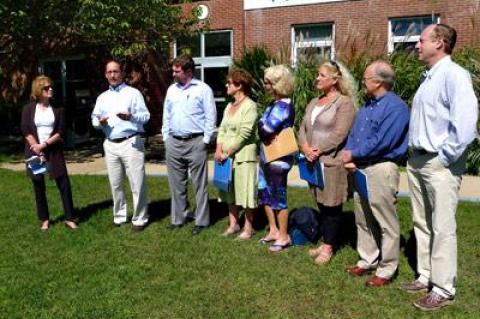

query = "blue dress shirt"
[162,78,217,144]
[346,91,409,162]
[91,83,150,139]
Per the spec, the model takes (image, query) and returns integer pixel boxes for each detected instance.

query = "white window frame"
[388,16,440,53]
[292,23,335,64]
[174,30,233,104]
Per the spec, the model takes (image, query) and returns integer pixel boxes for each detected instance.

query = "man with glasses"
[402,23,478,311]
[162,54,216,235]
[341,60,409,287]
[91,60,150,231]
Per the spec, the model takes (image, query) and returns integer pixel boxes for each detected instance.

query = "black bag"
[288,207,320,245]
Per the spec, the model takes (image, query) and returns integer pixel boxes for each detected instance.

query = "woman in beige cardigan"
[298,61,357,264]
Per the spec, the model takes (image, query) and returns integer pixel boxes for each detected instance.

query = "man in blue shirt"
[162,55,217,235]
[91,60,150,231]
[403,24,478,311]
[341,60,409,287]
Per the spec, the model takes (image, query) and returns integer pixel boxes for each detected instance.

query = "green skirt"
[218,161,257,209]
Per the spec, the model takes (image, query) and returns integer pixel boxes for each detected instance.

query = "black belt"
[172,133,203,141]
[356,159,392,168]
[108,133,139,143]
[408,148,438,157]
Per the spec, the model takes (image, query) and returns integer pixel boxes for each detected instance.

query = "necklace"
[232,96,246,107]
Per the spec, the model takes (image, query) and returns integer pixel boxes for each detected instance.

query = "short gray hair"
[371,60,395,90]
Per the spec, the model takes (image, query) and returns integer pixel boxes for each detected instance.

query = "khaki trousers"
[104,136,149,226]
[354,161,400,279]
[407,153,463,298]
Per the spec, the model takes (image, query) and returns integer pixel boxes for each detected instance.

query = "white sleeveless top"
[34,104,55,144]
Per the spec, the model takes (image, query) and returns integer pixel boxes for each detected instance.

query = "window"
[175,30,233,125]
[388,16,439,53]
[292,24,334,64]
[39,57,92,146]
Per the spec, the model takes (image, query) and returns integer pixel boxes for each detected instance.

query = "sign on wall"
[244,0,345,10]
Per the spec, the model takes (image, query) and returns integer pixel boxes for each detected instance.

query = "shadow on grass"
[75,199,114,224]
[146,198,231,226]
[402,230,418,275]
[147,199,171,223]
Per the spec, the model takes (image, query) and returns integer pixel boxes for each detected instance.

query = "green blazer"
[217,97,258,163]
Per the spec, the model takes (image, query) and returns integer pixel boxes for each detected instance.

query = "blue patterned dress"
[257,98,295,210]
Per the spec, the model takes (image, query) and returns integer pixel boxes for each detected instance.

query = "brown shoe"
[366,276,391,287]
[413,291,454,311]
[400,280,429,294]
[132,225,145,232]
[346,266,374,277]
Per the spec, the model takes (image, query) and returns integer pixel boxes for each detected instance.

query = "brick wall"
[182,0,480,59]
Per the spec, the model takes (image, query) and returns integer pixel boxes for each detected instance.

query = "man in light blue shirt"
[91,60,150,231]
[162,55,216,235]
[402,24,478,311]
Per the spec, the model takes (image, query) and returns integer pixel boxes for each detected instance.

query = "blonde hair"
[320,61,358,107]
[30,75,53,101]
[264,64,295,97]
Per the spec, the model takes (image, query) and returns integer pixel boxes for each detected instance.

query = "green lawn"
[0,168,479,319]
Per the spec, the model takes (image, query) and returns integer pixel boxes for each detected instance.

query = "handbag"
[263,127,298,162]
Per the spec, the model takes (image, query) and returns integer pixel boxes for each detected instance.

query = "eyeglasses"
[42,85,53,91]
[362,76,376,83]
[330,60,342,76]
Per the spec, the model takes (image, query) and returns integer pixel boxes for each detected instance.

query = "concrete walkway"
[3,154,479,202]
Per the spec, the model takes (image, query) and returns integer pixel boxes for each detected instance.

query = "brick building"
[177,0,479,110]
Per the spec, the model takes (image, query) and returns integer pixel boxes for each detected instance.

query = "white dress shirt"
[162,78,217,144]
[91,83,150,139]
[409,56,478,166]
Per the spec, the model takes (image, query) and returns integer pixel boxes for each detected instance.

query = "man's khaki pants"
[407,153,463,298]
[354,161,400,279]
[104,135,149,226]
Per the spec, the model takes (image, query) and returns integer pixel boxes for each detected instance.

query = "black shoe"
[192,225,207,235]
[167,223,184,230]
[112,222,123,227]
[132,225,145,232]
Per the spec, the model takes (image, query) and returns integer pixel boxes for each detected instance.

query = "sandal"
[308,246,323,257]
[258,235,277,244]
[269,240,292,252]
[40,220,49,232]
[222,224,240,237]
[314,245,333,265]
[236,231,255,241]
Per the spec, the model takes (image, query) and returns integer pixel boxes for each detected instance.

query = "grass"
[0,168,479,318]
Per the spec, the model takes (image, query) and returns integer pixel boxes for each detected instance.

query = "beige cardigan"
[298,94,356,206]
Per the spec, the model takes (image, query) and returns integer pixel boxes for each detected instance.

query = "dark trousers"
[318,203,342,247]
[32,175,75,221]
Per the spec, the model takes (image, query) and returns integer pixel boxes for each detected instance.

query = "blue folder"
[297,154,325,189]
[213,158,233,192]
[26,156,48,175]
[353,169,369,202]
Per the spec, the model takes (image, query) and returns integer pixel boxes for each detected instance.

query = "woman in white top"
[21,75,78,231]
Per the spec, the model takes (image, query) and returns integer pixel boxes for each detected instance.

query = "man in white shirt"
[91,60,151,231]
[402,23,478,311]
[162,55,216,235]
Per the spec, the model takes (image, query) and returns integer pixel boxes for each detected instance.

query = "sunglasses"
[42,85,53,91]
[330,60,342,76]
